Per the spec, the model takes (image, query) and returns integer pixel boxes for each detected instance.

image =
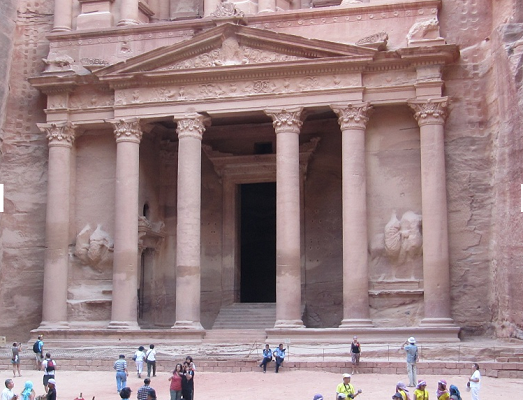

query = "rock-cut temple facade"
[0,0,523,341]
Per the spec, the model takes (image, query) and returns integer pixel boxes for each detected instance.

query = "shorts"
[351,353,361,365]
[43,374,54,386]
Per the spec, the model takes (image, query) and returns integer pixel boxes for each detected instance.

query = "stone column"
[108,118,142,329]
[331,103,374,328]
[53,0,73,32]
[118,0,140,26]
[172,114,208,330]
[265,108,305,328]
[258,0,276,12]
[408,97,454,326]
[37,122,76,328]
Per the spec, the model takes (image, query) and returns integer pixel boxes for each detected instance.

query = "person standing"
[137,378,153,400]
[113,354,129,393]
[11,343,22,378]
[168,364,183,400]
[33,336,44,370]
[273,344,286,373]
[259,344,272,373]
[181,362,194,400]
[350,336,361,374]
[336,374,363,400]
[436,380,449,400]
[41,353,56,393]
[1,379,17,400]
[468,363,480,400]
[414,380,428,400]
[134,346,147,378]
[46,379,56,400]
[146,345,157,378]
[402,337,419,387]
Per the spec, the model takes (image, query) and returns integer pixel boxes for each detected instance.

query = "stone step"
[212,303,276,329]
[204,329,267,344]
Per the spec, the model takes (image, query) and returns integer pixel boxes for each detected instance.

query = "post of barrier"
[387,345,390,362]
[323,348,325,362]
[458,345,460,362]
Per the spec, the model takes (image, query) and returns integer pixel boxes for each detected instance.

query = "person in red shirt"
[168,363,183,400]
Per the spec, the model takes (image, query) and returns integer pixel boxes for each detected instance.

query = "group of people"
[259,343,287,373]
[1,378,56,400]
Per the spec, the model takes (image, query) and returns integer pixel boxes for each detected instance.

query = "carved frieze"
[69,87,114,109]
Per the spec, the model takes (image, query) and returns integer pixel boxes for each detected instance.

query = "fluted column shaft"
[265,108,305,328]
[38,123,75,328]
[408,97,454,325]
[53,0,72,32]
[108,119,142,329]
[118,0,140,26]
[331,103,373,327]
[172,115,207,330]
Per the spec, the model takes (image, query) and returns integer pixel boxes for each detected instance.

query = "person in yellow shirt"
[414,380,429,400]
[436,380,449,400]
[396,382,410,400]
[335,374,362,400]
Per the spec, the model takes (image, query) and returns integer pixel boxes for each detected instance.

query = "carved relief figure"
[406,17,441,42]
[74,224,114,271]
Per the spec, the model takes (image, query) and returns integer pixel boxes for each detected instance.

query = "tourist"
[33,336,44,370]
[11,342,22,377]
[337,395,347,400]
[259,344,272,373]
[147,388,157,400]
[41,352,56,393]
[113,354,129,393]
[1,379,16,400]
[313,394,323,400]
[19,381,35,400]
[468,363,480,400]
[393,393,404,400]
[396,381,411,400]
[402,337,419,387]
[449,385,461,400]
[185,356,196,371]
[168,363,183,400]
[436,380,449,400]
[46,379,56,400]
[182,362,194,400]
[414,380,428,400]
[273,343,286,373]
[146,344,157,378]
[137,378,153,400]
[134,346,147,378]
[120,387,132,399]
[350,336,361,374]
[336,373,363,399]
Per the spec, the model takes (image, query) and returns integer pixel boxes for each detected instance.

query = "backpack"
[46,359,55,372]
[33,341,40,353]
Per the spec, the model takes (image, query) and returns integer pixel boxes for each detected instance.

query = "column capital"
[330,102,372,131]
[408,97,449,127]
[38,122,76,148]
[174,114,210,140]
[265,107,304,134]
[108,118,143,143]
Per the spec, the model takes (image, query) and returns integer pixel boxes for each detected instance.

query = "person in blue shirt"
[402,337,419,387]
[259,344,272,373]
[273,344,286,373]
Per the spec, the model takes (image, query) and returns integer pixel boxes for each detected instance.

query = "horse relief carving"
[74,224,114,271]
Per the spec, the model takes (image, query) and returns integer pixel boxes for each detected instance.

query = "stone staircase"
[211,303,276,330]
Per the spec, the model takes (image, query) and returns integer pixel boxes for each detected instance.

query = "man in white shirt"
[1,379,17,400]
[468,363,481,400]
[146,344,157,378]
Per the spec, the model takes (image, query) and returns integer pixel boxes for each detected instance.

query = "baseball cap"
[313,395,324,400]
[343,373,351,378]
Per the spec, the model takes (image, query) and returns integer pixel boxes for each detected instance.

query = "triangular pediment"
[96,23,377,78]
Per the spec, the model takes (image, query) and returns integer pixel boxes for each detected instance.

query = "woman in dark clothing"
[181,362,194,400]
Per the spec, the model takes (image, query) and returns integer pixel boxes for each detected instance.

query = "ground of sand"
[1,368,518,400]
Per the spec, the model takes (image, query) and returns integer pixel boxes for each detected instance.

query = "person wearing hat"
[402,337,419,387]
[313,394,324,400]
[396,381,410,400]
[336,374,362,400]
[350,336,361,374]
[414,380,428,400]
[436,380,449,400]
[47,379,56,400]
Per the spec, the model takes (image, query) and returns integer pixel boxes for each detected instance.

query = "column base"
[274,319,305,329]
[339,318,374,328]
[420,317,457,327]
[117,19,140,26]
[38,321,70,329]
[171,321,204,330]
[107,321,140,329]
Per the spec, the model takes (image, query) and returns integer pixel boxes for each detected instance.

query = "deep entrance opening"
[240,182,276,303]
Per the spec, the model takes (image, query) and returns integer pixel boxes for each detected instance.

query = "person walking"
[113,354,129,393]
[336,374,362,400]
[402,337,419,387]
[259,344,272,373]
[11,343,22,378]
[41,353,56,393]
[436,380,449,400]
[32,336,44,371]
[1,379,17,400]
[19,381,35,400]
[350,336,361,374]
[137,378,153,400]
[273,343,286,373]
[449,385,461,400]
[134,346,147,378]
[168,364,183,400]
[145,345,157,378]
[396,381,411,400]
[468,363,480,400]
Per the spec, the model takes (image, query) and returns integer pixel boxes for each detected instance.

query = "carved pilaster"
[330,102,373,131]
[38,122,76,148]
[408,97,448,127]
[264,107,304,134]
[108,118,143,143]
[174,115,209,140]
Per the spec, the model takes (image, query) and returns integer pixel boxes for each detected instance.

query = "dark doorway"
[240,182,276,302]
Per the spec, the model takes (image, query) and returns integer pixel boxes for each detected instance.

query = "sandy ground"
[1,368,518,400]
